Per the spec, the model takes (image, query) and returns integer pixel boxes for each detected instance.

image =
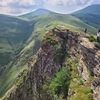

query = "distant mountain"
[19,9,54,18]
[71,4,100,28]
[73,4,100,14]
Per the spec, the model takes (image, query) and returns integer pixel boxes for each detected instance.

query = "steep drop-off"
[2,26,100,100]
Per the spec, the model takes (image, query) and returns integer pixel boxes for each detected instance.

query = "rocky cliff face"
[2,25,100,100]
[79,37,100,100]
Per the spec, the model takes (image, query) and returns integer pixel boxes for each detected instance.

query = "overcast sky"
[0,0,100,15]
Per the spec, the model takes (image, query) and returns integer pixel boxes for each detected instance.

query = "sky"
[0,0,100,15]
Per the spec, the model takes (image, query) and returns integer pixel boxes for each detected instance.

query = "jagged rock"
[95,43,100,48]
[78,58,89,83]
[2,26,69,100]
[79,38,100,100]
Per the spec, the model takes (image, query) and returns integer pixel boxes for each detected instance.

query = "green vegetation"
[66,57,93,100]
[16,68,28,86]
[88,35,96,42]
[0,14,33,66]
[31,14,97,35]
[50,67,70,99]
[0,14,40,97]
[44,57,93,100]
[43,31,59,45]
[0,46,34,98]
[44,67,70,100]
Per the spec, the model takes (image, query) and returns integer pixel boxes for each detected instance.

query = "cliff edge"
[2,25,100,100]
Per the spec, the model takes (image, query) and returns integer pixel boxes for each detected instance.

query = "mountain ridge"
[2,26,100,100]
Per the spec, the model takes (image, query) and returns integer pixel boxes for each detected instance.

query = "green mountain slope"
[19,9,54,18]
[0,14,33,66]
[30,14,97,37]
[71,4,100,28]
[0,16,40,98]
[0,12,98,98]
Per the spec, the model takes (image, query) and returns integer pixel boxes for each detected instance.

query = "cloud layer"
[46,0,93,6]
[0,0,94,15]
[0,0,36,15]
[0,0,35,6]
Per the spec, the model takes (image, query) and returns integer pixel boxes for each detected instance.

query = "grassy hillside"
[0,12,98,98]
[0,14,40,98]
[30,14,97,37]
[71,4,100,29]
[0,14,33,66]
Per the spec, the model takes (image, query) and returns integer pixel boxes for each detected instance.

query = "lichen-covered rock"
[79,38,100,100]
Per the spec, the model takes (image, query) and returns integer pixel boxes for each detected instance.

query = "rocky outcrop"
[92,65,100,100]
[79,38,100,100]
[10,43,58,100]
[2,26,69,100]
[92,44,100,100]
[78,57,89,83]
[2,25,100,100]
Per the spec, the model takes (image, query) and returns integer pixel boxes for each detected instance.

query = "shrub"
[49,67,70,99]
[88,35,96,42]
